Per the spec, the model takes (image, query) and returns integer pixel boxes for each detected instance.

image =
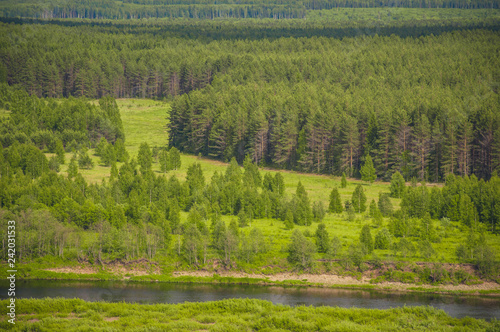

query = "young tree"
[284,209,294,230]
[78,149,94,169]
[115,138,129,163]
[360,153,377,183]
[169,147,181,170]
[159,149,170,173]
[326,236,342,259]
[378,193,393,217]
[182,222,201,265]
[67,155,78,179]
[287,229,316,271]
[138,142,152,173]
[351,184,367,213]
[369,199,383,226]
[312,201,326,222]
[341,172,347,188]
[328,187,343,213]
[374,227,392,249]
[95,137,108,156]
[55,139,65,164]
[359,224,373,254]
[186,163,205,196]
[390,171,405,198]
[315,223,330,253]
[294,181,311,225]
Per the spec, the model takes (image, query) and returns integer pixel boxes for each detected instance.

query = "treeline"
[0,0,497,20]
[1,23,499,181]
[168,30,500,181]
[0,84,124,152]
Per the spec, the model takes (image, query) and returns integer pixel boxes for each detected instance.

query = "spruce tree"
[351,184,367,213]
[360,224,374,254]
[341,172,347,188]
[328,187,343,213]
[315,223,330,253]
[360,153,377,183]
[390,171,405,198]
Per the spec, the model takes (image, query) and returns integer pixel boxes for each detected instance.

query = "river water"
[1,280,498,320]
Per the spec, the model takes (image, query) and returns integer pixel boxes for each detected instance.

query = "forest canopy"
[0,16,499,180]
[0,0,498,20]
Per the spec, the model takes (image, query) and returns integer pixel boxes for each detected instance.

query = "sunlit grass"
[1,298,495,331]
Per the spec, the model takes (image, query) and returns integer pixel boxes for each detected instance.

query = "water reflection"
[1,280,498,320]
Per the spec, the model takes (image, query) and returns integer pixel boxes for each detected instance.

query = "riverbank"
[1,297,498,331]
[5,262,498,297]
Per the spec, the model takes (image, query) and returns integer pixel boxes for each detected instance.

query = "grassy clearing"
[1,298,497,331]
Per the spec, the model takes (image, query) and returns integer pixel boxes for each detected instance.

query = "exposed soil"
[172,270,499,293]
[41,259,499,295]
[45,258,160,276]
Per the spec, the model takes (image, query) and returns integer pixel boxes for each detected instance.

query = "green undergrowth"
[1,298,498,331]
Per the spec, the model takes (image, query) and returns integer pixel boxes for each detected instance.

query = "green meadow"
[1,298,497,331]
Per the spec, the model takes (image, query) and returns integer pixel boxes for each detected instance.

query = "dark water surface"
[1,280,499,320]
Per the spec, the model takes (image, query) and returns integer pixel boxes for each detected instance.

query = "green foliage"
[361,153,377,183]
[287,229,316,271]
[392,238,415,259]
[374,227,392,250]
[351,184,367,213]
[312,201,325,222]
[67,155,78,178]
[378,192,393,217]
[390,171,406,198]
[169,147,181,170]
[138,142,152,173]
[328,187,343,213]
[2,297,497,331]
[341,172,347,188]
[315,223,330,253]
[77,149,94,170]
[359,224,374,254]
[55,139,65,164]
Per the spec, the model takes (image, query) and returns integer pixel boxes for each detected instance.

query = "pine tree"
[137,142,152,173]
[159,149,170,173]
[169,147,181,170]
[328,187,343,213]
[378,193,393,217]
[390,171,405,198]
[67,155,78,179]
[55,139,65,164]
[287,229,316,271]
[359,224,373,254]
[341,172,347,188]
[360,153,377,183]
[315,223,330,253]
[351,184,367,213]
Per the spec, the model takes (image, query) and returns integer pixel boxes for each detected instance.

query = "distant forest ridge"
[0,0,498,20]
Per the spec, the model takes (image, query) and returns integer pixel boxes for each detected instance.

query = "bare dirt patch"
[172,270,500,293]
[45,259,160,276]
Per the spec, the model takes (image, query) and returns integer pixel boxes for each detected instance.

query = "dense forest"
[0,0,498,20]
[1,17,499,180]
[0,86,498,277]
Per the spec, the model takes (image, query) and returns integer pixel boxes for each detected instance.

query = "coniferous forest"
[0,3,500,330]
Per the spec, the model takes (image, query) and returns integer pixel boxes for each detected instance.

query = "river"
[1,280,498,320]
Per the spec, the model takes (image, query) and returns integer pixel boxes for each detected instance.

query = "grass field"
[1,298,497,331]
[54,99,499,267]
